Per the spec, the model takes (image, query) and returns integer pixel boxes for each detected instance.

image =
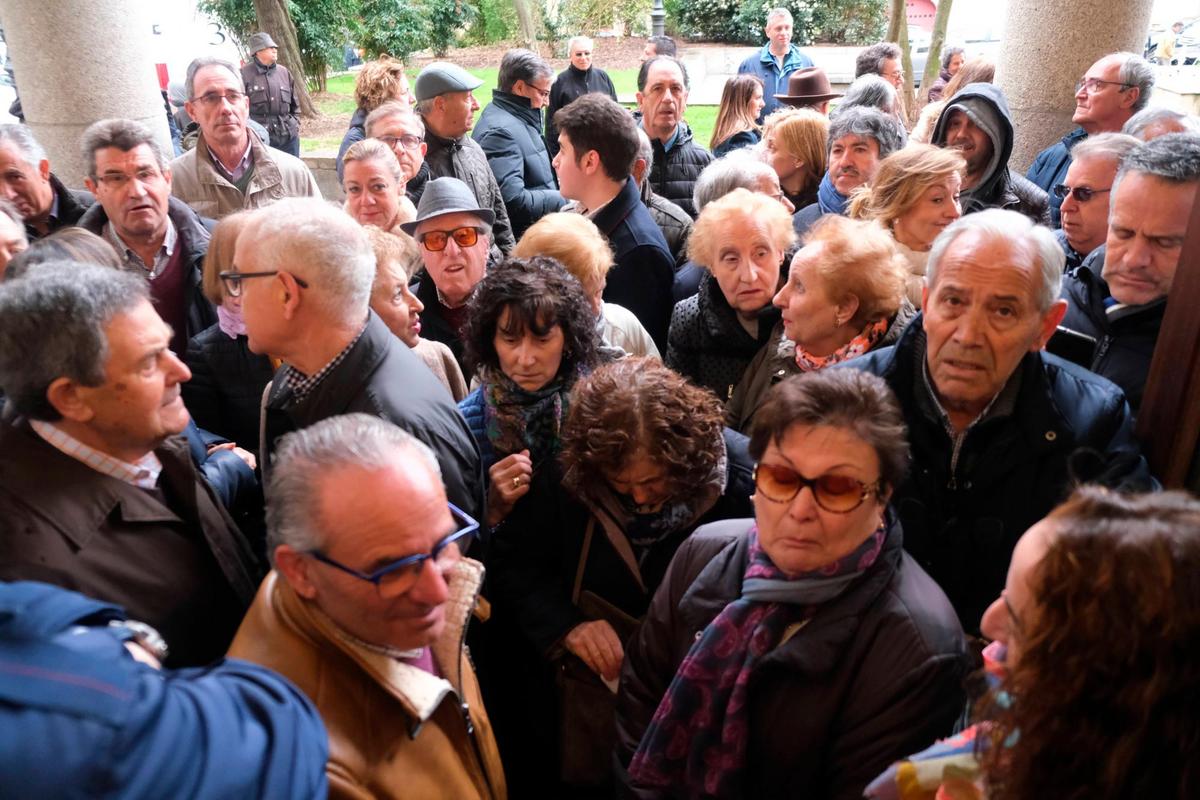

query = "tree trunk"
[887,0,917,126]
[919,0,955,105]
[513,0,538,51]
[252,0,316,116]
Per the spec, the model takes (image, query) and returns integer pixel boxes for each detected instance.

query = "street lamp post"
[651,0,665,37]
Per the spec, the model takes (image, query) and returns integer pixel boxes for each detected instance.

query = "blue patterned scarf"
[816,172,849,215]
[628,522,887,798]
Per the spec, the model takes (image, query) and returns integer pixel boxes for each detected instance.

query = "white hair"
[766,7,793,26]
[568,35,593,52]
[266,414,441,565]
[926,209,1064,312]
[241,198,376,323]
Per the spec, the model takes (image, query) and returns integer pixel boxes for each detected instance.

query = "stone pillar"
[0,0,171,187]
[1000,0,1154,173]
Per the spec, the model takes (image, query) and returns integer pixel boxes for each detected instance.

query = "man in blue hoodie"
[737,7,814,122]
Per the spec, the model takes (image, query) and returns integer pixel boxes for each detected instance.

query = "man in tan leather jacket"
[229,413,506,799]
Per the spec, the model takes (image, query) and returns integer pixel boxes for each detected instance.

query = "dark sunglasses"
[1052,184,1111,203]
[419,226,484,252]
[753,462,881,514]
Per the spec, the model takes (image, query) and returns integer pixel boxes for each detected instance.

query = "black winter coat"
[1059,252,1164,411]
[665,270,781,402]
[594,177,677,351]
[27,174,92,239]
[615,516,969,800]
[647,121,714,219]
[423,129,516,260]
[544,64,617,160]
[490,428,755,656]
[183,324,276,454]
[412,276,467,373]
[335,106,368,182]
[931,84,1050,225]
[1026,127,1087,228]
[473,90,565,238]
[261,312,484,521]
[846,319,1155,632]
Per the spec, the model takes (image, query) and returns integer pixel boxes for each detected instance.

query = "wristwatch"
[108,619,170,663]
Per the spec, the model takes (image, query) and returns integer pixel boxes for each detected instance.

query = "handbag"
[556,517,639,786]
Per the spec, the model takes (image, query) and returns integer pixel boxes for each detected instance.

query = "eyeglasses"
[193,90,246,106]
[529,84,551,100]
[218,270,310,298]
[379,134,424,151]
[419,226,484,252]
[94,166,164,189]
[1074,77,1131,95]
[753,462,881,513]
[307,502,479,596]
[1052,184,1111,203]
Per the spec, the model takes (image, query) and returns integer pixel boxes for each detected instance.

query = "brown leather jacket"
[229,564,506,800]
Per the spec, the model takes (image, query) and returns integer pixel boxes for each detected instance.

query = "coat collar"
[269,555,484,728]
[193,131,285,192]
[590,176,641,237]
[488,90,542,128]
[267,311,387,420]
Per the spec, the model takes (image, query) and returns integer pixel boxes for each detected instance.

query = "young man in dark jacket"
[474,49,565,238]
[932,82,1050,225]
[637,56,713,219]
[845,209,1155,634]
[552,94,675,350]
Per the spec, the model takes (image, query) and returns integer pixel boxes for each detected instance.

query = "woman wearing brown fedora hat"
[710,76,767,158]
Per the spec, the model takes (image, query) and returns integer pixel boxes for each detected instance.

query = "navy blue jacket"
[1026,127,1087,228]
[473,90,565,238]
[844,318,1155,632]
[1059,250,1165,411]
[458,386,495,473]
[0,581,328,798]
[593,177,677,350]
[736,44,814,121]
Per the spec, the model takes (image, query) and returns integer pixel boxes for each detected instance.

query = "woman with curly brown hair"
[488,357,754,791]
[337,56,414,180]
[456,256,604,528]
[867,486,1200,800]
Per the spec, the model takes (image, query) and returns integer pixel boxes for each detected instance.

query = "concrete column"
[1000,0,1154,173]
[0,0,171,187]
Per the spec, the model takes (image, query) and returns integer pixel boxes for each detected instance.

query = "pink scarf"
[217,304,247,339]
[794,317,889,372]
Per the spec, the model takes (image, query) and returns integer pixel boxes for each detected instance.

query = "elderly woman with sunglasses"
[616,368,969,800]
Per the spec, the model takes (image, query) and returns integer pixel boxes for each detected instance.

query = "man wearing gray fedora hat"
[401,177,495,371]
[240,32,300,156]
[776,67,842,115]
[413,62,515,261]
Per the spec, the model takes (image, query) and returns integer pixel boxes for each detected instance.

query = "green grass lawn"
[303,66,718,154]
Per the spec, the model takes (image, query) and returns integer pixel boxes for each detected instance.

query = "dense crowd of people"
[0,7,1198,798]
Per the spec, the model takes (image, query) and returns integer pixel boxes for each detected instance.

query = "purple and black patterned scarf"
[628,523,887,798]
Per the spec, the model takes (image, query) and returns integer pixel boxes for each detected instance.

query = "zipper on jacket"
[1091,335,1112,371]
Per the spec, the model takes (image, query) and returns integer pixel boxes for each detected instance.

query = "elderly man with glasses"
[230,196,483,519]
[229,413,506,800]
[1047,132,1140,274]
[400,177,495,371]
[170,57,320,219]
[1026,52,1154,228]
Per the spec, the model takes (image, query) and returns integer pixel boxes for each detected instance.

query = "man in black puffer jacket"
[932,83,1049,225]
[637,57,713,219]
[474,49,565,239]
[844,209,1154,635]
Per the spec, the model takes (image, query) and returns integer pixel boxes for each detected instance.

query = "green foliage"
[468,0,519,45]
[357,0,429,61]
[672,0,884,45]
[428,0,479,57]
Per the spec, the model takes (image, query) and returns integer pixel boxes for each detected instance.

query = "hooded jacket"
[932,84,1050,225]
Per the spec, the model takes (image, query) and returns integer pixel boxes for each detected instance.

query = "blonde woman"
[341,138,417,233]
[710,75,766,157]
[514,212,659,359]
[762,109,828,211]
[337,56,413,179]
[848,144,965,306]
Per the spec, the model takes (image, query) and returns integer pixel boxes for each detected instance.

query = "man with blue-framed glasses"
[229,414,507,799]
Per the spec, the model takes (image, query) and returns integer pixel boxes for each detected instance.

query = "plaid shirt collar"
[279,323,368,403]
[30,420,163,489]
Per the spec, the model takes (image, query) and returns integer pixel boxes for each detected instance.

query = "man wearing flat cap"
[240,32,301,156]
[775,67,841,115]
[413,62,515,259]
[401,177,494,372]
